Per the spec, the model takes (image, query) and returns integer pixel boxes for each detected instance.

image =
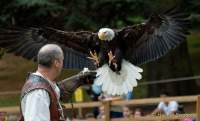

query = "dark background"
[0,0,200,106]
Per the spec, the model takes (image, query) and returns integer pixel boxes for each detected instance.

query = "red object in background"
[0,112,7,121]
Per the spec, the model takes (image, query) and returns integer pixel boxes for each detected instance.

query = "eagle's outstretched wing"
[0,27,99,69]
[117,8,190,65]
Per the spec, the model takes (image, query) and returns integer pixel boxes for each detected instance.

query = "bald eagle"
[0,8,190,95]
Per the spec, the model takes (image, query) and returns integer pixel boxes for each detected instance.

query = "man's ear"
[54,60,60,67]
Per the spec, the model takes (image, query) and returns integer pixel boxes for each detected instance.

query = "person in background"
[84,113,95,120]
[178,105,193,121]
[122,106,133,118]
[97,105,106,119]
[152,92,179,116]
[134,108,143,118]
[91,84,102,118]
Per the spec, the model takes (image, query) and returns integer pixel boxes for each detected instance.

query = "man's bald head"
[37,44,64,68]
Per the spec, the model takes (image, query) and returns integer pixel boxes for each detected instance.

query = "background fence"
[0,95,199,121]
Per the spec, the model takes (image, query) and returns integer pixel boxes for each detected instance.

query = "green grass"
[0,95,20,107]
[187,30,200,75]
[188,30,200,54]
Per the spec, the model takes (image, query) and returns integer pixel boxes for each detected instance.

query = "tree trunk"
[146,41,199,97]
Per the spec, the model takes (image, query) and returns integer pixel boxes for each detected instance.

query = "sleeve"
[169,101,179,112]
[24,89,50,121]
[157,102,164,110]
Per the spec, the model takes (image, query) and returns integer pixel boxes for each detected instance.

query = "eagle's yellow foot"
[108,51,118,69]
[87,50,100,67]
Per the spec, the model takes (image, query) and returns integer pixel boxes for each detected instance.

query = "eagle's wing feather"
[117,8,190,65]
[0,27,98,69]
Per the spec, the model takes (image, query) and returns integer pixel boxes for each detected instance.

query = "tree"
[146,0,199,97]
[0,48,4,59]
[146,41,198,96]
[0,0,199,96]
[0,0,66,27]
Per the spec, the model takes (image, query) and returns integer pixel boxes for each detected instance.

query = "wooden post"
[103,100,111,121]
[197,95,200,121]
[78,108,83,118]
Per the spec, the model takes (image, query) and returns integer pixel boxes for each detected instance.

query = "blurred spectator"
[178,105,194,121]
[92,84,102,95]
[97,105,105,119]
[85,113,95,120]
[122,106,133,118]
[85,84,101,118]
[0,112,7,121]
[134,108,143,118]
[152,92,179,115]
[180,118,193,121]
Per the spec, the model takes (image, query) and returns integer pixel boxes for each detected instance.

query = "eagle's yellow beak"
[98,32,106,40]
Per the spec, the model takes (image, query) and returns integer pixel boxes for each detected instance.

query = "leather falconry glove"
[58,68,96,100]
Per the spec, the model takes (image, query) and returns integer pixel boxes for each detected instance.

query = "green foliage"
[0,95,20,107]
[188,30,200,54]
[0,0,158,28]
[190,14,200,28]
[127,16,144,24]
[16,0,52,7]
[187,0,200,13]
[0,48,4,59]
[184,0,200,28]
[0,0,65,27]
[1,0,199,28]
[15,0,65,13]
[64,12,97,31]
[187,30,200,75]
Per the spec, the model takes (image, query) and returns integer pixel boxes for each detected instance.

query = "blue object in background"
[123,91,134,100]
[92,84,102,95]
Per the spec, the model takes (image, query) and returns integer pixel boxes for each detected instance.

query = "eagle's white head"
[98,28,115,41]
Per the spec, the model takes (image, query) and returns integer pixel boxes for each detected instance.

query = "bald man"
[19,44,96,121]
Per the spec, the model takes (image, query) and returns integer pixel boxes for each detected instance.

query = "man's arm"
[152,102,164,115]
[22,89,50,121]
[58,69,96,101]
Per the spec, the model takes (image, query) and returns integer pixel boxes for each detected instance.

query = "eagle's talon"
[87,51,100,67]
[108,51,116,65]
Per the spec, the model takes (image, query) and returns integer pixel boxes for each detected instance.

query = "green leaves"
[0,0,66,27]
[127,16,144,24]
[191,14,200,28]
[15,0,65,14]
[0,0,199,29]
[16,0,50,7]
[64,13,97,31]
[0,48,4,59]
